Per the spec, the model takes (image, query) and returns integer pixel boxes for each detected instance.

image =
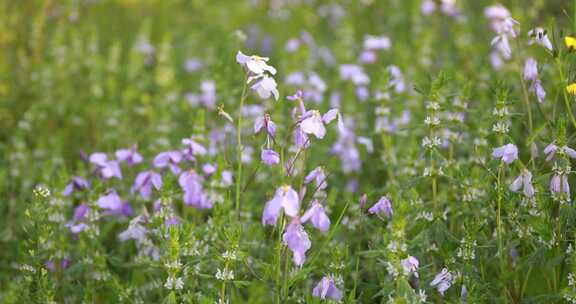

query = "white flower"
[236,51,277,75]
[363,35,391,51]
[417,289,427,303]
[222,250,238,261]
[33,185,51,198]
[216,268,235,281]
[164,277,184,290]
[251,75,279,100]
[528,27,553,51]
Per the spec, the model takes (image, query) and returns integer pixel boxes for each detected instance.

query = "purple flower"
[301,202,330,232]
[491,35,512,59]
[63,176,89,196]
[339,64,370,85]
[387,65,406,93]
[154,199,180,227]
[254,114,277,137]
[67,222,88,234]
[221,170,233,187]
[262,185,300,226]
[184,58,203,73]
[285,38,300,52]
[118,216,147,243]
[286,90,303,101]
[294,127,310,149]
[331,118,362,173]
[283,218,311,267]
[199,80,217,109]
[368,196,393,218]
[523,58,546,103]
[46,259,71,272]
[73,204,89,221]
[242,146,254,164]
[509,169,534,197]
[359,50,377,64]
[182,137,207,161]
[153,151,183,174]
[421,0,435,15]
[288,90,307,116]
[544,143,576,161]
[89,153,122,180]
[401,256,419,277]
[492,143,518,164]
[312,276,343,301]
[96,191,132,217]
[531,79,546,103]
[300,109,339,139]
[523,58,538,80]
[66,204,90,234]
[356,86,369,101]
[115,146,143,166]
[179,171,213,209]
[363,35,391,51]
[261,149,280,166]
[550,173,570,197]
[202,163,217,176]
[132,170,163,200]
[430,268,454,296]
[359,193,367,209]
[304,166,327,190]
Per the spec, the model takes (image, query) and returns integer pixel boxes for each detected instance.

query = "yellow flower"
[567,83,576,95]
[565,36,576,51]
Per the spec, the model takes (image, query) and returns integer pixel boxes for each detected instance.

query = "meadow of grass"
[2,0,576,303]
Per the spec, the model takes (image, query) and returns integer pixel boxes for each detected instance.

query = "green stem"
[282,244,290,300]
[496,164,505,299]
[220,267,227,303]
[556,57,576,130]
[275,215,286,304]
[235,75,248,216]
[519,74,536,170]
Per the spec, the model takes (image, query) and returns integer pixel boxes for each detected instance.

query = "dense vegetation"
[2,0,576,303]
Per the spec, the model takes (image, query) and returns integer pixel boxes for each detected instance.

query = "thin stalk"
[282,244,290,300]
[431,148,438,213]
[556,57,576,130]
[496,164,505,299]
[235,74,249,216]
[519,74,536,170]
[220,263,229,303]
[275,214,286,304]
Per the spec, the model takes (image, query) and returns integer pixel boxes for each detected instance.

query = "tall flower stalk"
[235,51,279,215]
[235,76,248,215]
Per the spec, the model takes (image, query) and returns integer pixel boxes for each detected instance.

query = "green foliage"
[2,0,576,303]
